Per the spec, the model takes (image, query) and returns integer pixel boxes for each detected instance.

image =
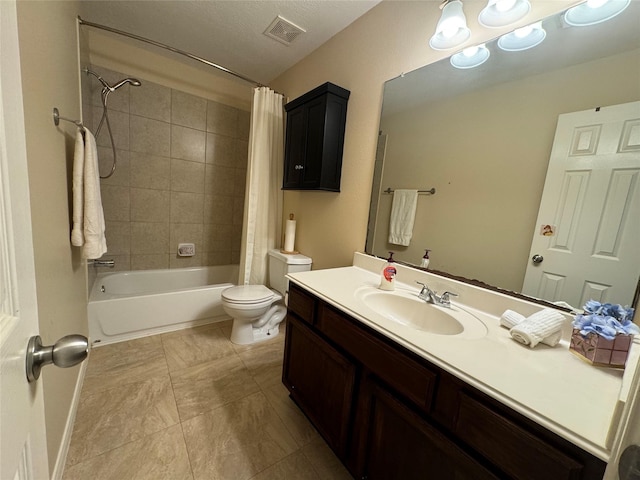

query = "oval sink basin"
[355,287,487,339]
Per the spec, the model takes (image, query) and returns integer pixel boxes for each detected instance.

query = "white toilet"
[222,249,312,345]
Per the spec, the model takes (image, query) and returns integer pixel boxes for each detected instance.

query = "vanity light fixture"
[497,21,546,51]
[564,0,631,26]
[429,0,471,50]
[478,0,531,28]
[450,44,491,69]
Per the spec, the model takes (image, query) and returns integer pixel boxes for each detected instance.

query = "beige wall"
[16,0,87,473]
[374,49,640,292]
[271,0,577,270]
[85,29,252,110]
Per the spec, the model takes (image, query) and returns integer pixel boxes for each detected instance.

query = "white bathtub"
[88,265,239,346]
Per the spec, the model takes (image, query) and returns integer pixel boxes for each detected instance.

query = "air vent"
[264,16,306,46]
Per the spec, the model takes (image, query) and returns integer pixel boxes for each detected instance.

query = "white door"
[0,1,50,478]
[522,102,640,308]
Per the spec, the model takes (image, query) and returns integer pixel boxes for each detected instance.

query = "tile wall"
[84,66,250,271]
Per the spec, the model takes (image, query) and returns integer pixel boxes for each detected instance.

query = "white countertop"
[287,254,639,462]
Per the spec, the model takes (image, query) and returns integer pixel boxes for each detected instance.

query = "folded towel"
[500,310,525,329]
[388,189,418,246]
[80,127,107,259]
[71,129,85,246]
[510,308,566,348]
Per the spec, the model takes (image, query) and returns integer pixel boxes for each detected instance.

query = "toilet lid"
[222,285,274,304]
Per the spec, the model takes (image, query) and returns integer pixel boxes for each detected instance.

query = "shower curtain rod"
[77,16,270,90]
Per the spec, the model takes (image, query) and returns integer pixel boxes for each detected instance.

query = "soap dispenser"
[379,252,397,291]
[420,249,431,269]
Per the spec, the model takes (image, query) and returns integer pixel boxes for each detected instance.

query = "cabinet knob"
[295,164,304,170]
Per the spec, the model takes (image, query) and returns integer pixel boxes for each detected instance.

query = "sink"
[355,287,487,339]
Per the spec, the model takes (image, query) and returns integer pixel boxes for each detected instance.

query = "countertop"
[287,255,639,462]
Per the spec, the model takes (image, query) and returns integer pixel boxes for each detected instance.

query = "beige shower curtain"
[239,86,284,285]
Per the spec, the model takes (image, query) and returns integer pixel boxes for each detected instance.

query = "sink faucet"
[416,282,458,308]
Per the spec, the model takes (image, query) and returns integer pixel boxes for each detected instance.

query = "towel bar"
[52,108,83,128]
[384,187,436,195]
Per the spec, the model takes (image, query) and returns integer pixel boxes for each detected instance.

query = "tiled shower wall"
[84,66,250,271]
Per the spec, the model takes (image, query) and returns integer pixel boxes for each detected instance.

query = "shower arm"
[84,68,140,179]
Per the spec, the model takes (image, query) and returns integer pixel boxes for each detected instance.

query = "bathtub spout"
[88,259,115,268]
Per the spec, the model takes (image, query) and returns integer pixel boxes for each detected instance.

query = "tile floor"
[63,320,353,480]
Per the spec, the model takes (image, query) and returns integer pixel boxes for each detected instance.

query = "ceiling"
[79,0,382,85]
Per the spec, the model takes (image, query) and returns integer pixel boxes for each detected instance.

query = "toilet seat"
[222,285,275,305]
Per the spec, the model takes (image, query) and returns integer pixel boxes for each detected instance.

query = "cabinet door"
[282,315,357,458]
[357,379,498,480]
[283,106,307,188]
[299,96,327,189]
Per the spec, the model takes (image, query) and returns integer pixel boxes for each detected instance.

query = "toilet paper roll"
[284,219,296,252]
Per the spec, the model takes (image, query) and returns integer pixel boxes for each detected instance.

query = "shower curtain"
[239,87,284,285]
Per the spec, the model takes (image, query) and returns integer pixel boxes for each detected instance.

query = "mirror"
[367,3,640,308]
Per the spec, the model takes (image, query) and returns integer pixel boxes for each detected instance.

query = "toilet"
[222,249,312,345]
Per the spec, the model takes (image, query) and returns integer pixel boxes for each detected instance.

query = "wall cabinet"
[283,282,607,480]
[283,82,350,191]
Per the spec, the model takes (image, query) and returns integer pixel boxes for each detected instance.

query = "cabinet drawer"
[455,393,583,480]
[288,283,317,325]
[317,303,436,411]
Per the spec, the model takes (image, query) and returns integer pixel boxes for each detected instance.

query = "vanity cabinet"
[283,82,350,192]
[352,374,499,480]
[283,282,607,480]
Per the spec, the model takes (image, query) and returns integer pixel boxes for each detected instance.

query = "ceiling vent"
[264,16,306,46]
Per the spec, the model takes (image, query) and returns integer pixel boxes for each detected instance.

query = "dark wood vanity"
[283,282,607,480]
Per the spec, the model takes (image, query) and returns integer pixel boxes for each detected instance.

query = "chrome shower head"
[112,78,142,90]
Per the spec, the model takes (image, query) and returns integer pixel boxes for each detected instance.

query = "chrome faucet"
[416,282,458,307]
[88,259,115,268]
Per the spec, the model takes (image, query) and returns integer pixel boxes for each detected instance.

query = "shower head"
[112,78,142,90]
[84,69,142,92]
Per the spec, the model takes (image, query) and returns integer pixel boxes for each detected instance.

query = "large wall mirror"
[366,3,640,309]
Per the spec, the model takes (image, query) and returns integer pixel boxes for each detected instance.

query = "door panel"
[523,101,640,307]
[0,2,49,478]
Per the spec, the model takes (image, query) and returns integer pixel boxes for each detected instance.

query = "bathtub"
[88,265,239,346]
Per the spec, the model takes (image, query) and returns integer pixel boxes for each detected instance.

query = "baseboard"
[50,359,88,480]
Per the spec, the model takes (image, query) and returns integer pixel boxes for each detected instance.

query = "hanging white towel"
[71,129,85,246]
[388,189,418,246]
[71,127,107,259]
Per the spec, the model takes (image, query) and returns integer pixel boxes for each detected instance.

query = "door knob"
[619,445,640,480]
[532,254,544,264]
[26,334,89,382]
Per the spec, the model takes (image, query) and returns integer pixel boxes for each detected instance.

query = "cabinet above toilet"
[283,82,350,192]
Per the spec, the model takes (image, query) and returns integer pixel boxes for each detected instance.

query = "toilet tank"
[268,249,312,296]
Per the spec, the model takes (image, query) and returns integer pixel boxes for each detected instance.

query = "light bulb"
[514,25,533,37]
[497,22,545,51]
[450,43,490,69]
[429,0,471,50]
[463,45,479,57]
[496,0,517,12]
[564,0,630,26]
[442,24,460,38]
[586,0,609,8]
[478,0,531,28]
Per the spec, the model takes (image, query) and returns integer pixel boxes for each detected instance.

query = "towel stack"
[500,309,565,348]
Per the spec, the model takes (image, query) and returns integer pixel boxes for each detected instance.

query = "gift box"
[569,328,632,369]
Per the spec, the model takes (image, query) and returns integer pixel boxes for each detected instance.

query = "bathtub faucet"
[88,259,115,268]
